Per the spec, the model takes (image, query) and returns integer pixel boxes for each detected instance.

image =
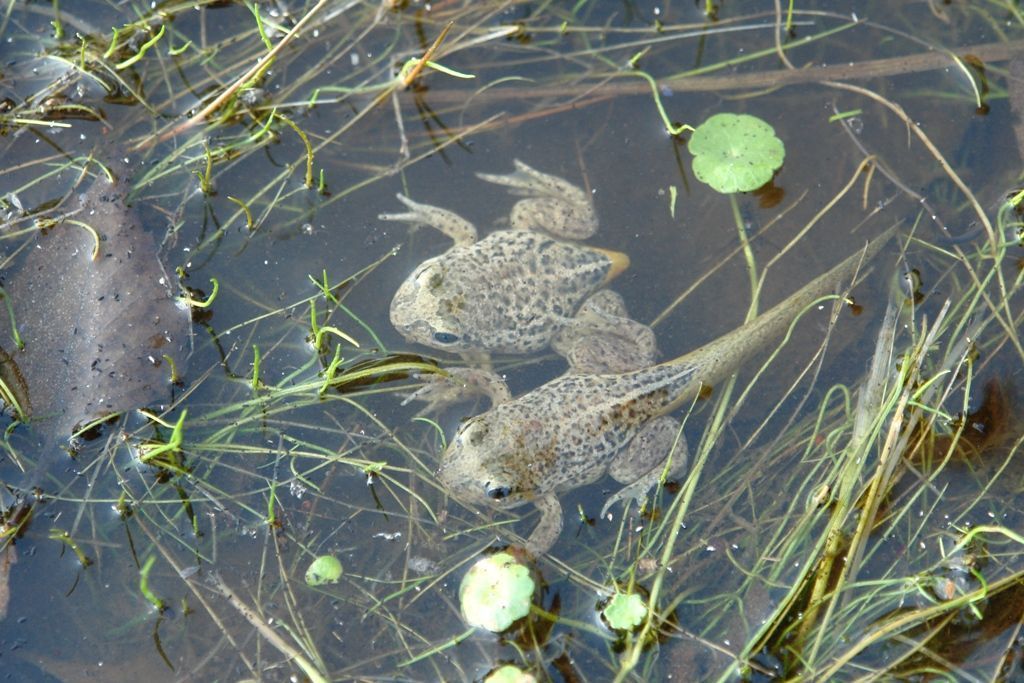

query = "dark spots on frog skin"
[498,422,558,491]
[523,321,547,339]
[466,421,488,446]
[440,294,466,317]
[611,398,643,422]
[591,387,671,434]
[400,225,622,356]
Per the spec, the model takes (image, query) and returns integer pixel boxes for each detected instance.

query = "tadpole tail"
[658,222,901,413]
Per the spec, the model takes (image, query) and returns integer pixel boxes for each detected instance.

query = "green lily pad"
[484,664,537,683]
[689,113,785,193]
[459,552,534,632]
[602,591,648,631]
[304,555,343,586]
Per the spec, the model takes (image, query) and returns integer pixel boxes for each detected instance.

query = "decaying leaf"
[1,159,190,449]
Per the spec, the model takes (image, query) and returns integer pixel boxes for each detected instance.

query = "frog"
[391,281,664,412]
[382,160,634,359]
[437,226,897,553]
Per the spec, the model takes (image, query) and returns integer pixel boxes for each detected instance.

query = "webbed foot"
[402,367,511,414]
[476,160,598,240]
[601,417,689,519]
[379,194,478,245]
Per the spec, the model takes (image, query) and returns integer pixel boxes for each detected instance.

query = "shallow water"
[0,1,1022,680]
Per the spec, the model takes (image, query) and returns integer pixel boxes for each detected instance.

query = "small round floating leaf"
[689,113,785,193]
[484,664,537,683]
[459,552,534,632]
[602,591,648,631]
[305,555,343,586]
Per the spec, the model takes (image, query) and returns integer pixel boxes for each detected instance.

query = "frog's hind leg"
[476,160,598,240]
[554,290,659,374]
[379,194,478,246]
[601,417,689,519]
[580,289,629,318]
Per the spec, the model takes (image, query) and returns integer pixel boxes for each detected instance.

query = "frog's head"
[438,413,552,510]
[390,260,472,352]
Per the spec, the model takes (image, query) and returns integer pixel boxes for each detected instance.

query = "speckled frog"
[437,228,895,553]
[382,160,639,360]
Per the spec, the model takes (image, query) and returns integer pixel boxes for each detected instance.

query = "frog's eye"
[433,331,460,345]
[485,482,512,501]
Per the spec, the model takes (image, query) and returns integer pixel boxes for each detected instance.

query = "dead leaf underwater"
[0,160,190,484]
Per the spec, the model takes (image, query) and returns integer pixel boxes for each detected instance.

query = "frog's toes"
[599,462,684,520]
[601,417,688,519]
[475,161,542,195]
[600,479,657,521]
[379,194,477,245]
[377,194,424,223]
[477,161,597,239]
[400,377,463,414]
[401,367,510,413]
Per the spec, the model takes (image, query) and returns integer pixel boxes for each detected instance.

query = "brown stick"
[416,37,1024,104]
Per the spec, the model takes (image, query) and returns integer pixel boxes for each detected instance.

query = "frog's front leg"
[476,160,598,240]
[402,366,511,414]
[600,417,689,519]
[379,194,478,245]
[524,493,564,554]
